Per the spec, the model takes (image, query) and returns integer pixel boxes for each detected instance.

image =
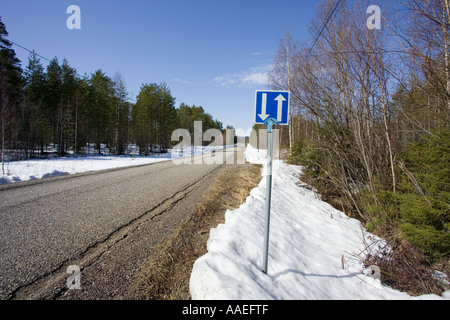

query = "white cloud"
[213,75,237,87]
[213,65,273,88]
[241,72,269,86]
[174,78,196,85]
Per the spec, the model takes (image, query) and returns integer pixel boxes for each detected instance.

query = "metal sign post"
[262,117,278,275]
[254,90,290,275]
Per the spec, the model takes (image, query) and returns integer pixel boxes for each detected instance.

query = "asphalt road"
[0,148,241,299]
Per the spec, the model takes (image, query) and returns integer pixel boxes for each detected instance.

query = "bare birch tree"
[270,30,300,149]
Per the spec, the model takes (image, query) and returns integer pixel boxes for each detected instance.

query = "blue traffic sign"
[254,90,290,125]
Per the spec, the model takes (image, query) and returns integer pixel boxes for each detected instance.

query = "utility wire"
[9,40,51,62]
[307,0,343,59]
[9,40,86,79]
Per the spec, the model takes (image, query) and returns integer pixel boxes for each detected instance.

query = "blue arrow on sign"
[254,90,290,125]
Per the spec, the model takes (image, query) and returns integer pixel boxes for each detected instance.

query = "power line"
[307,0,343,59]
[9,40,51,62]
[9,40,89,80]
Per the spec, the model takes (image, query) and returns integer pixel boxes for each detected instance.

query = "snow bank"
[0,155,168,185]
[0,146,224,185]
[190,145,449,300]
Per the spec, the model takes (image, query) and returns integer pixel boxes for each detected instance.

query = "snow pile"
[243,146,266,165]
[0,156,168,185]
[0,146,225,185]
[190,145,449,300]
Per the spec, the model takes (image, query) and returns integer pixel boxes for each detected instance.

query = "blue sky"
[1,0,319,130]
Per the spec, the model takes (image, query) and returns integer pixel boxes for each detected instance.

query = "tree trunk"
[1,109,4,175]
[444,0,450,109]
[1,90,5,175]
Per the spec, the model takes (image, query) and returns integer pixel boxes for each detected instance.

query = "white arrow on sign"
[259,93,287,122]
[275,94,286,122]
[258,93,269,121]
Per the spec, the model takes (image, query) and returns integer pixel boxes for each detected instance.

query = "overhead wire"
[306,0,343,59]
[9,40,51,62]
[9,40,87,79]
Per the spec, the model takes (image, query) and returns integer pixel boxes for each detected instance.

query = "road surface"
[0,148,244,299]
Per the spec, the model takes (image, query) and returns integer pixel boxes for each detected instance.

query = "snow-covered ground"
[190,145,450,300]
[0,146,223,185]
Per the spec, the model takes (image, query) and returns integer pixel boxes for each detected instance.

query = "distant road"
[0,148,242,299]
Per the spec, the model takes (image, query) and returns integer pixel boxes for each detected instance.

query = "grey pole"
[262,118,277,275]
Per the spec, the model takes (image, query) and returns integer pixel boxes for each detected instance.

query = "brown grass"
[364,226,449,296]
[134,164,262,300]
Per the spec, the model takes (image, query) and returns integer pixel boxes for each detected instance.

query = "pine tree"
[44,58,63,154]
[112,73,129,155]
[23,51,46,157]
[88,70,114,153]
[157,83,176,152]
[0,17,23,173]
[59,58,77,156]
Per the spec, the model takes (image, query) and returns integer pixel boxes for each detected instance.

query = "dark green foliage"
[400,223,450,262]
[395,131,450,262]
[132,83,178,154]
[287,139,304,165]
[400,129,450,203]
[359,130,449,262]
